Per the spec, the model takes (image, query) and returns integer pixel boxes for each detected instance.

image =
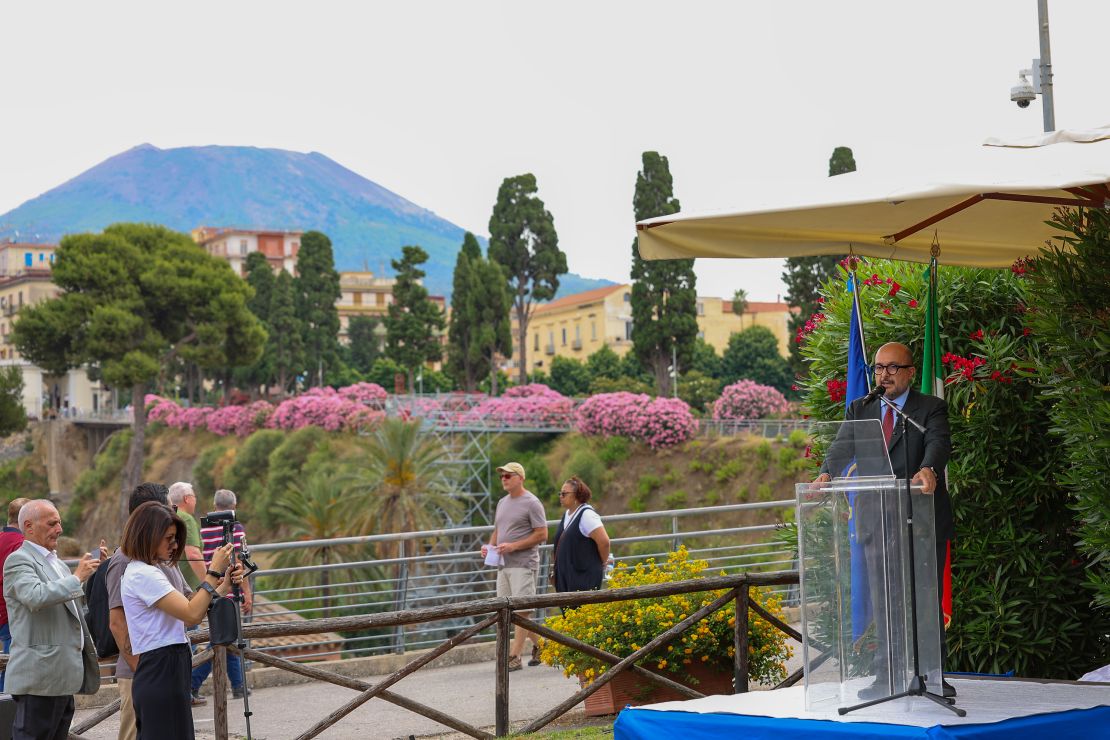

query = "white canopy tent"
[636,127,1110,268]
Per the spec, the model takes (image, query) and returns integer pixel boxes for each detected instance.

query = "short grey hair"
[167,482,194,506]
[18,499,56,531]
[213,489,237,510]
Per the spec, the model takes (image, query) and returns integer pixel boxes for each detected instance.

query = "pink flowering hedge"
[575,392,697,449]
[144,382,387,436]
[463,384,575,429]
[712,380,791,421]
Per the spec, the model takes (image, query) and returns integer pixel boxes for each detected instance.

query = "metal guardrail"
[245,500,798,661]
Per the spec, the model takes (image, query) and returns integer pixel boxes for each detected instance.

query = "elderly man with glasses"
[482,462,547,672]
[815,341,955,699]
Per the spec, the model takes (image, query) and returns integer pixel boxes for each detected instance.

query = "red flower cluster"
[839,255,862,271]
[908,299,919,308]
[826,378,848,403]
[795,312,827,344]
[942,352,986,382]
[969,328,984,341]
[862,273,887,287]
[1011,257,1037,276]
[888,281,902,297]
[989,370,1014,384]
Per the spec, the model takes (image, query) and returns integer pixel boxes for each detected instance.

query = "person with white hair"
[167,482,205,589]
[3,499,104,739]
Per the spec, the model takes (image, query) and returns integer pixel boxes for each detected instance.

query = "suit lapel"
[888,391,919,453]
[25,542,81,623]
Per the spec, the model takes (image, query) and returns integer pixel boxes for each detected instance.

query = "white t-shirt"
[122,560,188,655]
[561,505,603,537]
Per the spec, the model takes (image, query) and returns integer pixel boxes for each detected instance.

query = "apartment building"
[192,226,301,276]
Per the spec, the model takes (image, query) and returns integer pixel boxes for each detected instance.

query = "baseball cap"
[496,462,526,480]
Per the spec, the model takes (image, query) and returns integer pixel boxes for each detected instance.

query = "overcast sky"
[2,1,1107,301]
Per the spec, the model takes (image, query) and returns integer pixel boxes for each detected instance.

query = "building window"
[561,328,567,346]
[696,302,705,316]
[591,321,596,340]
[623,292,631,303]
[240,239,248,256]
[39,252,45,262]
[697,331,705,340]
[548,331,554,346]
[625,321,633,341]
[534,333,539,351]
[24,253,32,267]
[575,324,581,341]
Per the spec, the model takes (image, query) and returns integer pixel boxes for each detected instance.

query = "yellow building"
[0,243,107,417]
[336,270,446,345]
[514,284,796,375]
[695,296,797,359]
[518,285,633,374]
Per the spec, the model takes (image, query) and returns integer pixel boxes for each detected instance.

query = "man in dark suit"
[4,500,103,740]
[816,342,954,697]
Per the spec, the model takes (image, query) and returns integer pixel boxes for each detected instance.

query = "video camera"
[200,510,258,575]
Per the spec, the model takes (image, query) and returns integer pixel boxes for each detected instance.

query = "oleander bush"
[712,380,791,421]
[575,392,697,449]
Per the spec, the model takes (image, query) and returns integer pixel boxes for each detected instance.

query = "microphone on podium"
[862,385,887,404]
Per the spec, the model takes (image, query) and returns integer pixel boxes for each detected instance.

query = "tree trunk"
[120,381,148,522]
[653,350,671,397]
[516,304,529,385]
[488,354,499,397]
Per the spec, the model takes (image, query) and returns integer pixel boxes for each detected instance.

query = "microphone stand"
[839,397,964,717]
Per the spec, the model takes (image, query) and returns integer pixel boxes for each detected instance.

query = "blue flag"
[843,274,873,641]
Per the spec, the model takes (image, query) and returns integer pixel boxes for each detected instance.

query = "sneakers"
[190,691,207,707]
[231,686,252,699]
[507,655,523,672]
[528,644,541,667]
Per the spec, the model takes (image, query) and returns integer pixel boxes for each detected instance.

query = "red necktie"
[882,405,894,446]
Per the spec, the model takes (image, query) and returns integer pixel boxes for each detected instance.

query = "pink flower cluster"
[464,385,575,429]
[144,381,388,436]
[268,386,384,432]
[712,380,791,421]
[575,392,698,449]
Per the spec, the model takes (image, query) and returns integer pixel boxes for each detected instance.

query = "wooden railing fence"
[39,570,802,739]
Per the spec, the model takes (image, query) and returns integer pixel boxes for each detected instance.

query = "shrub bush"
[712,380,791,421]
[559,449,606,502]
[540,548,791,685]
[576,393,697,449]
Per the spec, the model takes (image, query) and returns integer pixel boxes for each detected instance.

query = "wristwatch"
[206,568,225,579]
[920,465,937,475]
[199,582,219,598]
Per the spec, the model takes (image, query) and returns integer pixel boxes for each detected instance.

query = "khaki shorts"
[497,567,537,601]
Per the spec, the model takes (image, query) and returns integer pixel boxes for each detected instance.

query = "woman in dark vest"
[552,476,611,594]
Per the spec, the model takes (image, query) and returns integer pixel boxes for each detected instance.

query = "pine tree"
[630,151,698,396]
[269,270,304,396]
[782,146,857,373]
[487,174,566,384]
[385,246,446,391]
[446,233,487,391]
[295,230,341,387]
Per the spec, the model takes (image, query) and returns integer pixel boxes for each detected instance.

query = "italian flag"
[920,257,952,629]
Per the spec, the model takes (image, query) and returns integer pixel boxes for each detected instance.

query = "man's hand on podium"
[813,473,831,484]
[912,466,937,494]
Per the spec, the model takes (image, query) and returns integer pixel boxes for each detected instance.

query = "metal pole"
[1037,0,1055,132]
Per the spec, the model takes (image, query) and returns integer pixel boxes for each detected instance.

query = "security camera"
[1010,68,1038,109]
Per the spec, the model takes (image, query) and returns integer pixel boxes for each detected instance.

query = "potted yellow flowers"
[540,548,792,716]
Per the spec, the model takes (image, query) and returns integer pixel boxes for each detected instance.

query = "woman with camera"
[552,476,611,595]
[120,501,241,740]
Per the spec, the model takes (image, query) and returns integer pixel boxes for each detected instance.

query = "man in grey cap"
[482,462,547,671]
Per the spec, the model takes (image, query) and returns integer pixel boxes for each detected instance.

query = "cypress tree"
[295,230,341,387]
[385,245,446,391]
[782,146,857,373]
[446,232,487,391]
[488,174,566,384]
[630,151,698,396]
[269,270,304,396]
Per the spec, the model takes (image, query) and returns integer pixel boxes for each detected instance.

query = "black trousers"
[132,643,194,740]
[11,694,75,740]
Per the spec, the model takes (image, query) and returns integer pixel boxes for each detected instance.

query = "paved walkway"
[73,660,587,739]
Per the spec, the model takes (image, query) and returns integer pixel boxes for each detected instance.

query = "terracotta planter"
[582,663,734,717]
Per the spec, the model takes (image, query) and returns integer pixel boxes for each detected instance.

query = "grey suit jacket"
[2,542,101,696]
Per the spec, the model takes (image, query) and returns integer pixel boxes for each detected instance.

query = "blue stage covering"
[614,704,1110,740]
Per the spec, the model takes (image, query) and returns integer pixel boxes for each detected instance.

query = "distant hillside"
[0,144,613,300]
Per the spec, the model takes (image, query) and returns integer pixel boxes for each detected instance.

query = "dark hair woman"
[552,476,611,594]
[120,501,239,740]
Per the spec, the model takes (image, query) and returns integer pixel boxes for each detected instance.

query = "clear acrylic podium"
[796,420,943,711]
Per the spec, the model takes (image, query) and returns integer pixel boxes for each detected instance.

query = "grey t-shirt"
[105,547,192,679]
[494,491,547,570]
